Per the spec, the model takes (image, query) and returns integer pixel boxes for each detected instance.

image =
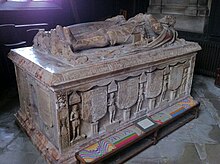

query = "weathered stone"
[8,13,201,163]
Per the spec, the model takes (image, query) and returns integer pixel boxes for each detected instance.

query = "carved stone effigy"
[8,13,201,163]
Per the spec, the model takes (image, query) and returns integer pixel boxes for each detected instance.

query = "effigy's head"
[144,14,164,34]
[160,15,176,27]
[32,13,178,57]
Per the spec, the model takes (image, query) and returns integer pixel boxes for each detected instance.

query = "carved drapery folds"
[57,59,192,149]
[33,13,178,60]
[9,11,201,159]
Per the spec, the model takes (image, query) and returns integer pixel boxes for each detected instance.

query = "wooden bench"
[75,97,200,164]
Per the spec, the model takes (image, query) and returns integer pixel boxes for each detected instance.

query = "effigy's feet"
[56,25,76,45]
[63,27,76,44]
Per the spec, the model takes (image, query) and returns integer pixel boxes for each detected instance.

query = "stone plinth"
[8,14,201,163]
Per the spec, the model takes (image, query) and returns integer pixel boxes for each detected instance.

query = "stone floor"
[0,75,220,164]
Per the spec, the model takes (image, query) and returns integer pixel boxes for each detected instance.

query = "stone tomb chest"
[8,14,201,163]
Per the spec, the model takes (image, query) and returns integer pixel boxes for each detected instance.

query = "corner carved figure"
[33,13,177,55]
[70,105,81,142]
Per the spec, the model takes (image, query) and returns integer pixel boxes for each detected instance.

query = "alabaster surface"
[8,13,201,163]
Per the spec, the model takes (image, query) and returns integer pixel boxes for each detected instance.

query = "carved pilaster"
[56,93,67,110]
[91,122,99,135]
[187,55,196,95]
[149,98,156,110]
[123,108,131,122]
[170,90,177,101]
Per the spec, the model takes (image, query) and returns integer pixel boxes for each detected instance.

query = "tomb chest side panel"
[15,66,60,149]
[54,52,196,151]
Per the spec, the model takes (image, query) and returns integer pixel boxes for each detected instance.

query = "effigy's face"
[144,14,163,34]
[151,22,163,34]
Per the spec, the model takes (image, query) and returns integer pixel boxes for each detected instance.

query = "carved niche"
[57,91,88,148]
[107,81,118,124]
[68,92,86,144]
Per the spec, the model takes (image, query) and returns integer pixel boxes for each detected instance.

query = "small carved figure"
[180,68,188,93]
[108,92,116,123]
[161,74,169,102]
[136,83,144,112]
[60,118,69,148]
[70,105,81,141]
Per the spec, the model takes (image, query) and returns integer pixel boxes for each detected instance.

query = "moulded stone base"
[15,111,66,164]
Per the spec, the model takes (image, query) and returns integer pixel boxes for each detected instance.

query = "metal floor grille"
[195,41,220,77]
